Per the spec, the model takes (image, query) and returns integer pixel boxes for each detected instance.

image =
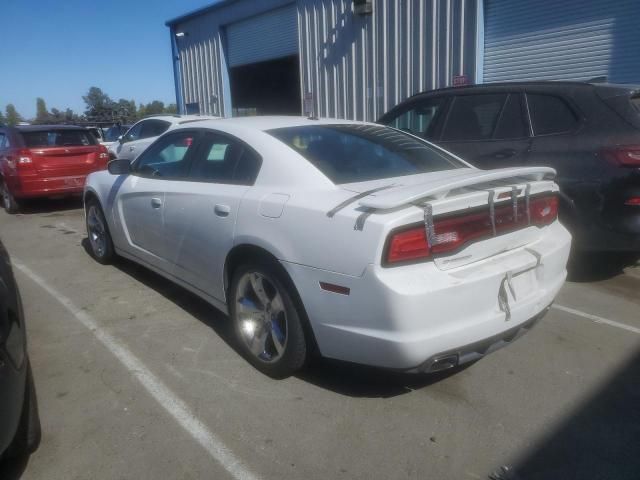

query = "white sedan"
[84,117,571,378]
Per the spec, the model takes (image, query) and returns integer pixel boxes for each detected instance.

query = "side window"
[527,94,578,135]
[132,131,197,179]
[0,133,5,149]
[189,132,261,185]
[386,98,444,138]
[441,94,508,141]
[140,120,170,139]
[123,123,143,143]
[493,94,528,140]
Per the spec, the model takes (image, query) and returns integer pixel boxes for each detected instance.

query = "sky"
[1,0,221,119]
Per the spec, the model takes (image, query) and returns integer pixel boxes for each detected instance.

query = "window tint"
[22,129,96,147]
[0,133,5,149]
[140,120,170,139]
[632,95,640,113]
[386,98,444,138]
[133,132,196,179]
[527,94,578,135]
[493,94,528,139]
[189,133,260,185]
[441,94,508,141]
[268,124,465,184]
[123,123,143,143]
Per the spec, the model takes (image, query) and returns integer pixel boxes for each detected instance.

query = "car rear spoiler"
[358,167,556,210]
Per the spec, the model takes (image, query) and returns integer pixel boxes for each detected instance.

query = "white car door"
[115,130,199,271]
[162,131,261,302]
[114,120,170,161]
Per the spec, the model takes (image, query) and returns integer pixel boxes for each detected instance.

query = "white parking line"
[14,260,261,480]
[553,304,640,335]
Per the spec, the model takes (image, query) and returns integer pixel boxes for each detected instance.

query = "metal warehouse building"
[167,0,640,121]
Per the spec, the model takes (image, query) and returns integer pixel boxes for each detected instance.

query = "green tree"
[35,97,50,123]
[82,86,114,120]
[5,104,23,126]
[0,109,6,126]
[144,100,165,116]
[164,103,178,114]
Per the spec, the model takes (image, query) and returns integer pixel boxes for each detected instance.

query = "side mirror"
[108,159,131,175]
[118,135,124,144]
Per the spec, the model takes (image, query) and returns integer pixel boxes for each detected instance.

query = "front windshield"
[267,124,466,184]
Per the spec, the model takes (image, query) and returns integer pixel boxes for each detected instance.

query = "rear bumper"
[284,221,571,370]
[11,175,87,199]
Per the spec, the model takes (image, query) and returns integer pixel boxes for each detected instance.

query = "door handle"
[151,197,163,209]
[214,204,231,217]
[129,146,136,152]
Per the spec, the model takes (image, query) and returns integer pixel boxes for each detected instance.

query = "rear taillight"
[625,197,640,206]
[16,149,34,171]
[602,145,640,167]
[98,145,109,159]
[384,194,558,265]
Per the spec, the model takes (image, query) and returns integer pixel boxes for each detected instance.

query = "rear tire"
[229,262,308,378]
[1,181,20,214]
[85,199,115,264]
[4,361,41,460]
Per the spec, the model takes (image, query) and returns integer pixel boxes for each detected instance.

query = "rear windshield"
[631,95,640,113]
[267,124,465,184]
[22,129,96,148]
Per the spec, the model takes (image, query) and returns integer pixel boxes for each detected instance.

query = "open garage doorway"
[229,55,301,116]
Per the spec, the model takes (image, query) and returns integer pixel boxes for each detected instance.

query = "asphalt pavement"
[1,198,638,480]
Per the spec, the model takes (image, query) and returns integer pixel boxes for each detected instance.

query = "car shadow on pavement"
[489,348,640,480]
[0,454,30,480]
[567,251,640,282]
[12,197,83,215]
[104,251,462,398]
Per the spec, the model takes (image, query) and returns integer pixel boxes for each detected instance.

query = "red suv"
[0,125,109,213]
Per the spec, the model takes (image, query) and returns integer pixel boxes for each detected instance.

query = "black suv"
[378,81,640,252]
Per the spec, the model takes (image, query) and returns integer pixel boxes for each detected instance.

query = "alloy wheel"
[87,205,107,258]
[235,272,288,363]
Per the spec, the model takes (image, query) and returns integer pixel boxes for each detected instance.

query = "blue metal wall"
[483,0,640,84]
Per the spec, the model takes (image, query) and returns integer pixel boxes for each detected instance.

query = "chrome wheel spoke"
[249,273,271,308]
[270,293,285,318]
[270,323,286,356]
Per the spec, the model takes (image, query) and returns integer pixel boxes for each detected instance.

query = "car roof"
[179,115,366,132]
[407,80,640,99]
[15,125,91,132]
[140,114,220,124]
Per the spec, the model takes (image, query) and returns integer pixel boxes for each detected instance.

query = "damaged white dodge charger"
[84,117,571,377]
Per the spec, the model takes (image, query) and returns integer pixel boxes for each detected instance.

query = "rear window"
[22,129,96,147]
[268,124,465,184]
[631,95,640,113]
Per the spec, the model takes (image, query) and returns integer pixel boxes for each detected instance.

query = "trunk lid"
[348,167,559,270]
[28,146,103,176]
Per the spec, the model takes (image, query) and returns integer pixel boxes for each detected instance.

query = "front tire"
[229,263,308,378]
[1,181,20,214]
[85,199,115,264]
[4,361,41,460]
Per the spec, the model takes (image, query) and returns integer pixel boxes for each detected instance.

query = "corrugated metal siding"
[484,0,640,84]
[227,5,299,67]
[298,0,478,121]
[172,0,478,121]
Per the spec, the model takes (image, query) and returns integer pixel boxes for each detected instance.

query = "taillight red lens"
[16,148,34,171]
[385,194,559,265]
[602,146,640,167]
[625,197,640,206]
[386,227,430,264]
[530,195,559,225]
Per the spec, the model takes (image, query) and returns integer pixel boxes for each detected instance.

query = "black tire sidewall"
[229,262,307,378]
[85,200,115,264]
[1,181,19,214]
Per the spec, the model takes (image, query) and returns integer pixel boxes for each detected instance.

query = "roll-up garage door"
[483,0,640,84]
[226,5,298,68]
